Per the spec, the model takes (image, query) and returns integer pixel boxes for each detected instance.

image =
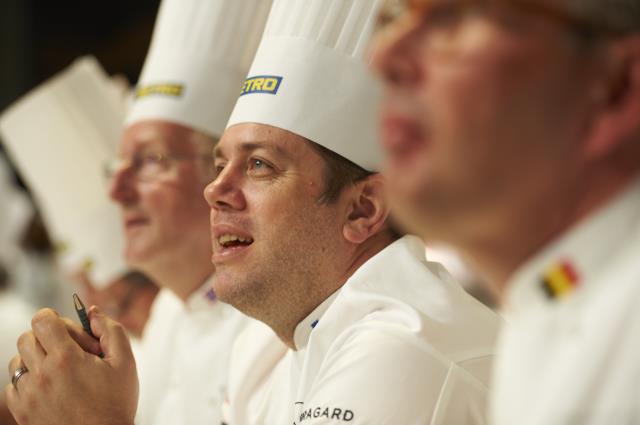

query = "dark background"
[1,0,160,111]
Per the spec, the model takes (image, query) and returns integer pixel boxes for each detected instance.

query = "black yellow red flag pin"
[540,260,580,299]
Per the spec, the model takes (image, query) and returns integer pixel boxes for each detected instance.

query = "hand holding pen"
[7,307,139,425]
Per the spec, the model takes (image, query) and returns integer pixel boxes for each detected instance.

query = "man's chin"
[124,244,157,269]
[211,274,235,302]
[211,273,259,311]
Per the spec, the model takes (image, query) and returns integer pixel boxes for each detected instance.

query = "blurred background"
[1,4,163,420]
[1,0,159,110]
[0,0,160,308]
[0,1,164,393]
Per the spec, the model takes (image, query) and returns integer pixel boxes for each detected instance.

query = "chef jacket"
[136,279,248,425]
[490,178,640,425]
[223,235,501,424]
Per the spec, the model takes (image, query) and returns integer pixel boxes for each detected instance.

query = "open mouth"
[382,115,424,155]
[217,234,254,249]
[124,217,148,230]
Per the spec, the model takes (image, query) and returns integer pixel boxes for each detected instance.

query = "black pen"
[73,293,97,338]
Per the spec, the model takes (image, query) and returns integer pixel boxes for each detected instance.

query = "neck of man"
[269,230,397,350]
[143,254,214,303]
[462,162,640,305]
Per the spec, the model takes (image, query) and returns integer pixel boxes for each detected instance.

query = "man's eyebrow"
[214,141,291,160]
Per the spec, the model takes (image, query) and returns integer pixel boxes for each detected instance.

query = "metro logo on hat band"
[135,83,184,99]
[240,76,283,96]
[540,260,580,299]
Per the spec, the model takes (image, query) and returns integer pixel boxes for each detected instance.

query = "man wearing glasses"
[375,0,640,424]
[102,1,273,425]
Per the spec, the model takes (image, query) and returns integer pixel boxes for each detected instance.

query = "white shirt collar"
[293,289,341,351]
[506,177,640,314]
[291,235,427,351]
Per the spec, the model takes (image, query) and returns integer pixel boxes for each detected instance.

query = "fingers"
[7,356,28,394]
[61,317,102,356]
[30,309,82,356]
[4,384,18,417]
[16,332,45,372]
[88,307,134,366]
[5,381,28,425]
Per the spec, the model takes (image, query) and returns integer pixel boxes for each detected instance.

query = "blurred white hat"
[125,0,273,137]
[227,0,384,170]
[0,56,128,288]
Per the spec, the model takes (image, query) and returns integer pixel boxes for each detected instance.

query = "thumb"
[88,306,134,368]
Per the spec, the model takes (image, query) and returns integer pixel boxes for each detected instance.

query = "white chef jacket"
[490,178,640,425]
[135,279,248,425]
[224,236,501,425]
[0,291,34,387]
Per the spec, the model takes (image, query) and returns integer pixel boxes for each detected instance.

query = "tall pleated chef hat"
[125,0,273,137]
[0,56,128,288]
[226,0,385,170]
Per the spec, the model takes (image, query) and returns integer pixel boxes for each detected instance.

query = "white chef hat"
[125,0,273,138]
[227,0,384,170]
[0,56,128,289]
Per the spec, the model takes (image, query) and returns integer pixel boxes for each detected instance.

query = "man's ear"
[342,174,390,244]
[583,36,640,160]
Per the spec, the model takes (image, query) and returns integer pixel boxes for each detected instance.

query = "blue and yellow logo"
[135,83,184,99]
[240,75,283,97]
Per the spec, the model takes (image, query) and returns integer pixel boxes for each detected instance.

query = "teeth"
[218,234,253,245]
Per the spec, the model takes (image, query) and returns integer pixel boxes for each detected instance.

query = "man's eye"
[252,159,266,168]
[247,158,274,176]
[140,153,164,165]
[213,162,226,176]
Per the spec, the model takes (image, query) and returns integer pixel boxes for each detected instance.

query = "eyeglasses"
[377,0,632,58]
[104,152,213,182]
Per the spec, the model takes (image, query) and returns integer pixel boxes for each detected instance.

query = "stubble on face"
[208,124,349,339]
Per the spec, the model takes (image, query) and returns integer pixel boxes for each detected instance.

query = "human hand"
[5,307,138,425]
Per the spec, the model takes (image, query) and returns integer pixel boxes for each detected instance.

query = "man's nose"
[203,166,247,212]
[108,163,137,205]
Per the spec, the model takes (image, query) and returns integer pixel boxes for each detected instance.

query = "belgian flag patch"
[540,260,580,299]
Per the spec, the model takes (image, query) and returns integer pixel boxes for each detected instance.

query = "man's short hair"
[307,141,374,204]
[307,140,403,240]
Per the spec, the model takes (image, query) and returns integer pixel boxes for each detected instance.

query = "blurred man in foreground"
[374,0,640,423]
